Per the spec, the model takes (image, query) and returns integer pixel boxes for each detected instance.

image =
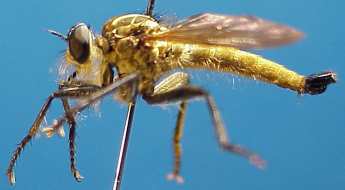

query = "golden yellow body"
[67,13,306,102]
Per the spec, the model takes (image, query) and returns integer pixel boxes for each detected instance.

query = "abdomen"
[156,41,305,93]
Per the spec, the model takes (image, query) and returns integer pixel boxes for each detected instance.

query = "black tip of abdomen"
[304,71,337,95]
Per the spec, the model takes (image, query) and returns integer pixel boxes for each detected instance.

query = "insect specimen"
[7,0,336,189]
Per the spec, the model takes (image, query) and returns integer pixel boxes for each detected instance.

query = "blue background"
[1,0,344,189]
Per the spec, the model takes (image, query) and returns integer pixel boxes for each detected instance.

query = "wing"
[150,13,303,49]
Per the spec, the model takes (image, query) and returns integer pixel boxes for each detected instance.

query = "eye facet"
[68,23,91,63]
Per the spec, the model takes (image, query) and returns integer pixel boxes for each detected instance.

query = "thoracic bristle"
[304,71,336,95]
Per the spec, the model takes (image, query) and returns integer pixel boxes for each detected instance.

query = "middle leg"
[151,72,190,183]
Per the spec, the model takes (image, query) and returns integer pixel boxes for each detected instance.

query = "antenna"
[47,29,67,41]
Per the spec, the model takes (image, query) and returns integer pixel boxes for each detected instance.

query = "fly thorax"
[101,14,167,73]
[102,14,163,41]
[115,37,139,59]
[109,37,140,75]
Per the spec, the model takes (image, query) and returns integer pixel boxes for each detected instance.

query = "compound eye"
[68,23,91,63]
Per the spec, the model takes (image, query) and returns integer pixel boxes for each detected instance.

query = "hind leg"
[144,73,265,183]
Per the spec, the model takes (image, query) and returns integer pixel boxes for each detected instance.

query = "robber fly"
[7,0,336,188]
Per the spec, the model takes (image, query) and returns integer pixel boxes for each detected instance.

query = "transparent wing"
[151,13,303,49]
